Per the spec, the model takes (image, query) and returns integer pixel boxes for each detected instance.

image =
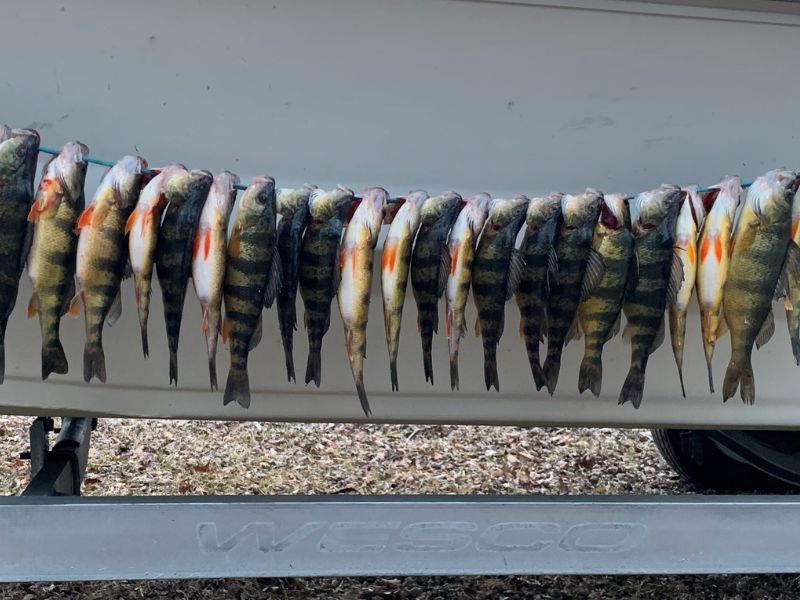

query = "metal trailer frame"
[2,415,799,581]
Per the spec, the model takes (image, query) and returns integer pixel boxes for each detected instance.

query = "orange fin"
[68,292,83,316]
[474,318,481,337]
[27,195,57,222]
[27,293,39,319]
[76,205,95,230]
[381,242,397,274]
[124,209,138,234]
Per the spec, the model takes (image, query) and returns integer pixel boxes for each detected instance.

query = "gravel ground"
[0,417,797,598]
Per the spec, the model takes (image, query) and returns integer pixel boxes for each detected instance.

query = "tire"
[651,429,799,492]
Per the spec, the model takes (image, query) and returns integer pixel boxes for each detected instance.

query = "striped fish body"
[577,194,633,397]
[276,187,313,383]
[0,129,39,382]
[542,189,604,394]
[722,170,799,404]
[191,171,239,391]
[156,169,213,386]
[127,165,186,358]
[619,185,683,408]
[445,193,490,390]
[27,141,88,379]
[338,187,387,416]
[75,156,147,383]
[299,186,354,386]
[410,191,464,385]
[516,193,562,390]
[668,187,704,396]
[472,196,529,391]
[786,188,800,364]
[695,176,740,392]
[223,176,280,408]
[381,190,428,391]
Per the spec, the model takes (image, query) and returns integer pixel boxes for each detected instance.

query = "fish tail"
[669,309,687,398]
[282,333,296,383]
[42,340,69,380]
[83,341,106,383]
[541,346,562,396]
[0,324,6,384]
[788,308,800,366]
[345,328,371,416]
[448,337,460,391]
[279,303,297,383]
[703,337,715,394]
[618,365,645,409]
[482,339,499,392]
[386,311,401,392]
[723,354,754,405]
[169,349,178,386]
[135,276,151,358]
[421,331,434,385]
[140,323,149,359]
[305,340,322,387]
[203,309,221,391]
[793,331,800,368]
[578,354,602,397]
[523,331,546,390]
[223,365,251,408]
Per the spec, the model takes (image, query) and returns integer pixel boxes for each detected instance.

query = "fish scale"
[27,141,88,380]
[223,176,281,408]
[299,186,354,387]
[0,129,39,382]
[156,169,213,386]
[516,193,562,390]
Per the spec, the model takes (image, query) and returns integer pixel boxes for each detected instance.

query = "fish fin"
[223,366,250,408]
[122,259,133,281]
[76,205,94,231]
[124,209,138,234]
[227,223,242,257]
[565,318,582,345]
[437,244,451,298]
[755,309,775,350]
[605,313,622,343]
[68,286,84,317]
[42,341,68,380]
[548,246,558,275]
[715,314,728,339]
[580,249,606,302]
[775,241,800,300]
[474,318,481,337]
[18,222,33,276]
[578,355,602,397]
[667,253,685,306]
[505,248,525,301]
[105,290,122,327]
[61,279,76,317]
[649,318,665,354]
[249,314,263,350]
[83,343,107,383]
[26,292,39,319]
[263,258,283,309]
[622,321,633,343]
[221,316,230,344]
[619,367,644,408]
[200,308,209,338]
[27,193,59,222]
[702,188,721,213]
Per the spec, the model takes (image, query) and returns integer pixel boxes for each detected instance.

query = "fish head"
[749,169,798,223]
[419,191,463,225]
[681,185,705,228]
[561,188,603,231]
[487,195,529,231]
[277,186,313,217]
[462,192,492,235]
[358,186,389,233]
[526,192,563,230]
[238,175,277,223]
[631,184,682,235]
[54,141,89,203]
[704,175,742,218]
[208,171,240,213]
[403,189,430,214]
[108,155,148,209]
[0,129,40,174]
[597,193,631,232]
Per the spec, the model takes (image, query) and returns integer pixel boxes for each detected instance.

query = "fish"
[516,192,562,390]
[0,128,40,382]
[445,192,491,390]
[299,185,355,386]
[381,190,429,391]
[222,176,282,408]
[191,171,239,390]
[74,155,147,383]
[695,176,741,393]
[155,169,213,386]
[541,188,604,394]
[126,164,187,358]
[26,141,88,379]
[577,194,634,397]
[472,195,529,391]
[338,186,388,415]
[785,185,800,364]
[722,169,800,405]
[276,185,315,382]
[410,191,464,385]
[619,184,684,408]
[668,186,705,396]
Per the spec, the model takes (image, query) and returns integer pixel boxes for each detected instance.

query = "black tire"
[651,429,799,492]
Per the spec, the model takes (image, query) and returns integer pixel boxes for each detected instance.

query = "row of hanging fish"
[2,127,800,414]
